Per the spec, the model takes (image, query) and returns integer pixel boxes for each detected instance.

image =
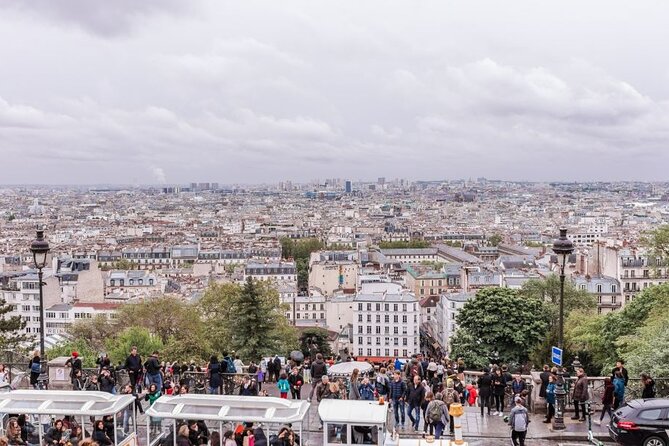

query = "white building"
[45,302,120,336]
[352,293,420,360]
[434,292,475,353]
[1,270,61,338]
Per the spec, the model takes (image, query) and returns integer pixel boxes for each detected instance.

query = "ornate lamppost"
[30,227,50,387]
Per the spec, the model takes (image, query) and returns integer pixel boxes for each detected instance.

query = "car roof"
[627,398,669,410]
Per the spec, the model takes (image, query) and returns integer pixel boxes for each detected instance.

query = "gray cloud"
[1,0,668,184]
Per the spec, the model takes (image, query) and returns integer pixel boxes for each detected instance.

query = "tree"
[48,339,98,367]
[642,225,669,260]
[377,240,430,249]
[105,327,163,365]
[198,282,243,353]
[299,328,333,358]
[449,287,551,370]
[111,259,133,270]
[68,315,119,354]
[0,298,30,352]
[280,237,325,290]
[617,309,669,378]
[488,234,503,247]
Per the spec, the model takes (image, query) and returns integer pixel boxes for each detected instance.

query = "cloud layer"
[1,0,668,184]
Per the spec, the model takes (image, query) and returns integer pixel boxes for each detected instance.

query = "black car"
[609,398,669,446]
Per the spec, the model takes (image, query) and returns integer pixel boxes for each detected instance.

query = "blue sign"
[552,346,563,366]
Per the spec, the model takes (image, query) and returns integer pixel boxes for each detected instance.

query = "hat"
[72,352,79,358]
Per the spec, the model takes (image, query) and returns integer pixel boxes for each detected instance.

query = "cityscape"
[1,1,669,446]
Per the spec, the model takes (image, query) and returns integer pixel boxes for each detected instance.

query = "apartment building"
[433,292,475,353]
[244,262,297,282]
[1,270,62,337]
[284,295,327,328]
[308,251,359,296]
[571,275,621,314]
[45,302,120,335]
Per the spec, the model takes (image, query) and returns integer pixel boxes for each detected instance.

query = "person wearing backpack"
[376,367,389,398]
[426,392,447,439]
[28,350,41,389]
[308,353,327,402]
[443,381,460,435]
[509,396,530,446]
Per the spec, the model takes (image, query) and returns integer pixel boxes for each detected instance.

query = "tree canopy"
[0,297,29,352]
[449,287,551,370]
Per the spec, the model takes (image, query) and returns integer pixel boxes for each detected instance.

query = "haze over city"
[1,0,669,184]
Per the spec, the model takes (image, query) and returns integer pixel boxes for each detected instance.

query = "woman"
[457,359,465,382]
[223,431,236,446]
[72,369,85,391]
[612,371,625,410]
[491,368,506,415]
[145,383,162,434]
[595,377,615,425]
[0,363,7,383]
[348,368,361,400]
[6,418,26,446]
[28,350,41,389]
[543,374,556,423]
[45,419,65,446]
[207,356,222,395]
[269,427,296,446]
[92,420,112,446]
[70,425,84,446]
[177,425,192,446]
[641,373,656,399]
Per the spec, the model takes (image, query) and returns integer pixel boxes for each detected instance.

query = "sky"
[1,0,669,185]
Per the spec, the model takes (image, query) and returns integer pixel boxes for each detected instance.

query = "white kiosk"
[145,394,310,446]
[0,390,138,446]
[318,400,388,446]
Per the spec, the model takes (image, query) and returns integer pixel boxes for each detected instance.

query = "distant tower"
[345,180,352,194]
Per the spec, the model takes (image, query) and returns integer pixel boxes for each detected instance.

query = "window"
[366,314,371,322]
[384,326,389,334]
[393,315,398,323]
[385,304,389,311]
[598,296,602,304]
[376,303,380,311]
[366,326,372,334]
[367,303,372,311]
[367,337,372,345]
[376,315,380,323]
[385,315,390,323]
[402,315,407,323]
[393,338,398,345]
[402,304,407,311]
[358,303,363,311]
[358,326,363,333]
[403,338,408,346]
[611,285,617,293]
[597,284,602,293]
[612,296,617,304]
[358,314,363,322]
[638,409,662,420]
[358,337,363,345]
[375,326,381,334]
[393,304,398,311]
[393,327,398,334]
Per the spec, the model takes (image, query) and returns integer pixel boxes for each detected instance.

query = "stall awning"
[145,394,310,423]
[0,390,135,416]
[318,399,388,425]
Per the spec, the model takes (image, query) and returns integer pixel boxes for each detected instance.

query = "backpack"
[428,401,443,423]
[224,358,236,374]
[444,389,457,405]
[31,361,41,374]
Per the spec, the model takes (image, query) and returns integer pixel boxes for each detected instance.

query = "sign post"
[552,346,563,367]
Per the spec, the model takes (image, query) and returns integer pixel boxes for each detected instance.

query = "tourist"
[124,346,143,392]
[407,374,425,431]
[611,359,629,387]
[477,368,493,416]
[641,373,656,398]
[595,377,614,425]
[348,368,361,400]
[277,373,290,399]
[509,397,529,446]
[288,367,303,400]
[207,355,222,395]
[543,374,556,423]
[571,368,589,421]
[612,370,625,410]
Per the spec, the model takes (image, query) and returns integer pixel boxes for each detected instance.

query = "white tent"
[327,361,373,377]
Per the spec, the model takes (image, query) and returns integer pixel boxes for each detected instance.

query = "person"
[92,420,112,446]
[223,431,236,446]
[388,371,407,429]
[376,367,389,398]
[509,397,529,446]
[359,376,375,401]
[477,368,493,416]
[240,375,258,396]
[72,368,85,391]
[277,373,290,399]
[543,374,556,423]
[641,373,656,399]
[208,356,223,395]
[28,350,41,389]
[288,367,303,400]
[612,370,625,410]
[348,368,361,400]
[466,384,478,407]
[594,377,614,425]
[273,356,282,382]
[124,346,143,392]
[96,353,111,373]
[121,384,144,433]
[308,354,327,402]
[69,425,84,446]
[145,383,162,434]
[492,368,506,416]
[511,374,526,408]
[539,365,551,400]
[85,373,100,391]
[269,427,297,446]
[234,356,245,374]
[176,425,192,446]
[7,418,26,446]
[407,374,425,431]
[99,367,116,394]
[64,351,83,384]
[571,368,589,421]
[611,359,629,387]
[144,351,162,391]
[443,380,460,435]
[45,420,66,446]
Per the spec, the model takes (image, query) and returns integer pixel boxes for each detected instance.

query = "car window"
[638,409,662,420]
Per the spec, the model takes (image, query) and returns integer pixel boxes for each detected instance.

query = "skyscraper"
[345,180,352,193]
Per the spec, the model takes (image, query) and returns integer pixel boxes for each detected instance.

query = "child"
[467,384,478,407]
[277,373,290,399]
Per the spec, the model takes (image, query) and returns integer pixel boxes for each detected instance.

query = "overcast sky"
[1,1,668,185]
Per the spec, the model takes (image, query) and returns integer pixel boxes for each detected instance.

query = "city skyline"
[2,1,669,184]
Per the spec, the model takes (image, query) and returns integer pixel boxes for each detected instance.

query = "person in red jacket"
[595,377,614,425]
[467,384,478,406]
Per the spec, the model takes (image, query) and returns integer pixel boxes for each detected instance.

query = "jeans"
[494,394,504,412]
[573,401,586,419]
[208,386,220,395]
[309,378,321,400]
[147,373,162,391]
[433,422,444,439]
[546,403,555,421]
[511,430,526,446]
[291,387,301,399]
[599,404,612,422]
[407,404,420,430]
[123,408,132,432]
[393,400,406,426]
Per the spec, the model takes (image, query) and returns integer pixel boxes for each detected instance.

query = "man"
[121,384,144,433]
[308,353,327,402]
[477,368,493,416]
[509,396,529,446]
[273,355,283,382]
[124,346,143,392]
[144,350,162,391]
[64,351,82,385]
[315,376,334,429]
[511,374,527,409]
[239,375,258,396]
[99,367,116,394]
[539,365,550,398]
[406,375,425,431]
[388,371,408,429]
[611,359,629,387]
[443,381,460,435]
[571,368,589,421]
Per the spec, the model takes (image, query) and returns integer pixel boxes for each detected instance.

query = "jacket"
[277,378,290,393]
[545,383,556,405]
[310,360,327,380]
[288,373,303,389]
[349,380,361,400]
[477,374,493,397]
[388,379,407,401]
[124,354,142,373]
[45,427,62,445]
[539,371,551,398]
[509,405,529,432]
[208,362,223,388]
[359,382,375,400]
[611,367,629,386]
[406,382,426,406]
[426,399,448,425]
[642,379,656,399]
[613,378,625,401]
[572,375,589,402]
[145,356,161,375]
[602,382,614,406]
[511,379,526,395]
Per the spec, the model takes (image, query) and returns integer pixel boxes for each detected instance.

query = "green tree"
[488,234,503,247]
[280,237,325,290]
[450,287,551,369]
[299,328,333,358]
[105,327,163,365]
[378,240,430,249]
[68,314,120,354]
[0,298,30,352]
[617,309,669,378]
[198,282,243,353]
[642,225,669,260]
[112,259,133,270]
[47,338,98,367]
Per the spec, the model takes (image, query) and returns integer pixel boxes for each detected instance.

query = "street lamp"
[552,227,574,430]
[30,227,50,384]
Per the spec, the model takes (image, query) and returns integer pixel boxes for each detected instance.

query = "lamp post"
[551,228,574,430]
[30,227,50,386]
